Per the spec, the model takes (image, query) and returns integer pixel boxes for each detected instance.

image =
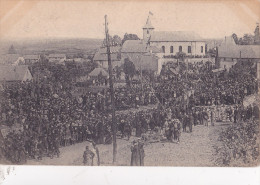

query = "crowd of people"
[0,58,259,165]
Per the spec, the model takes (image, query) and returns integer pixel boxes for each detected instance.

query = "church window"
[179,46,182,52]
[170,46,173,53]
[201,46,204,53]
[188,46,191,53]
[162,46,165,53]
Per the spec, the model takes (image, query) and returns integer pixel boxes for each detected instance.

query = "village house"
[0,65,33,86]
[217,35,260,79]
[23,55,40,64]
[48,54,66,61]
[93,46,121,69]
[88,67,109,86]
[47,54,66,65]
[0,54,24,65]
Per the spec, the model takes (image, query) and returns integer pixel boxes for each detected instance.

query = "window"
[147,30,149,34]
[188,46,191,53]
[162,46,165,53]
[170,46,173,53]
[179,46,182,52]
[201,46,204,53]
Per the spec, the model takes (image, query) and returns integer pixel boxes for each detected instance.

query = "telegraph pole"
[104,15,117,163]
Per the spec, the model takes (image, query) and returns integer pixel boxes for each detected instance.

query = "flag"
[149,11,153,16]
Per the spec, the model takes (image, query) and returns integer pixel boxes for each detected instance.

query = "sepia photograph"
[0,0,259,169]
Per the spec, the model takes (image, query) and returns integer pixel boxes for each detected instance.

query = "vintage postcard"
[0,0,259,168]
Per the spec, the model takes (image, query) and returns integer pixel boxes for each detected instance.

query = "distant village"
[0,15,260,89]
[0,15,260,90]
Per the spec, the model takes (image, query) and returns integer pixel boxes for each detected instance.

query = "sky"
[0,0,259,40]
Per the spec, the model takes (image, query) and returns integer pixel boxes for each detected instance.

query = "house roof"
[23,55,39,60]
[218,36,260,59]
[150,31,204,42]
[0,54,22,65]
[89,68,109,77]
[49,54,66,58]
[121,40,161,53]
[136,53,158,71]
[93,52,119,61]
[0,65,31,81]
[98,46,121,54]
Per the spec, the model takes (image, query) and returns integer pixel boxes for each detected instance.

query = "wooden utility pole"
[104,15,117,163]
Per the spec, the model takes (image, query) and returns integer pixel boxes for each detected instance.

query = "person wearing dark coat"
[139,141,145,166]
[234,107,238,123]
[130,140,140,166]
[253,105,259,120]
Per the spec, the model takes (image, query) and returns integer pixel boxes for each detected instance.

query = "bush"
[215,120,260,166]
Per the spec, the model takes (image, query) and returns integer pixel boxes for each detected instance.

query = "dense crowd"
[155,60,258,108]
[0,58,259,165]
[0,70,157,163]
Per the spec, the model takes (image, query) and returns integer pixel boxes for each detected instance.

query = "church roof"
[150,31,204,42]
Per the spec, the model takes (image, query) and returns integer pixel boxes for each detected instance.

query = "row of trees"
[103,33,140,47]
[232,24,260,45]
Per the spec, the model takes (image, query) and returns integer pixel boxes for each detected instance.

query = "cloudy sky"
[0,0,259,40]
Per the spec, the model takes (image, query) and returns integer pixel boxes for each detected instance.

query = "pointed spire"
[143,14,154,29]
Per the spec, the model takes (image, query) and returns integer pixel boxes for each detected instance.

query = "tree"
[112,35,122,46]
[123,58,136,86]
[8,45,16,54]
[241,34,254,45]
[176,51,186,61]
[232,33,239,44]
[122,33,140,44]
[103,35,122,46]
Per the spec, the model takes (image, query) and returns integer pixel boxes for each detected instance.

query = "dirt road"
[27,122,228,166]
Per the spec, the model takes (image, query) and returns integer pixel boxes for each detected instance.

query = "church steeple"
[143,12,154,42]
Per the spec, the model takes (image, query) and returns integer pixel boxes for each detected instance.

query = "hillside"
[0,37,103,56]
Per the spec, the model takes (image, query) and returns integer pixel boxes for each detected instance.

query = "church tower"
[254,23,260,44]
[143,15,154,42]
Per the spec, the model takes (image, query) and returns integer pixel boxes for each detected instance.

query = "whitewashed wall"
[150,41,206,56]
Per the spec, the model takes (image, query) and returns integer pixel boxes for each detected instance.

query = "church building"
[143,15,206,57]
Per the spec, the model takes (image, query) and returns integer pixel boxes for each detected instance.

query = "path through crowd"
[26,122,229,166]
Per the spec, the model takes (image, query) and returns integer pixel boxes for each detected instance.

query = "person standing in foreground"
[83,146,94,166]
[139,140,145,166]
[130,139,145,166]
[130,140,140,166]
[91,142,100,166]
